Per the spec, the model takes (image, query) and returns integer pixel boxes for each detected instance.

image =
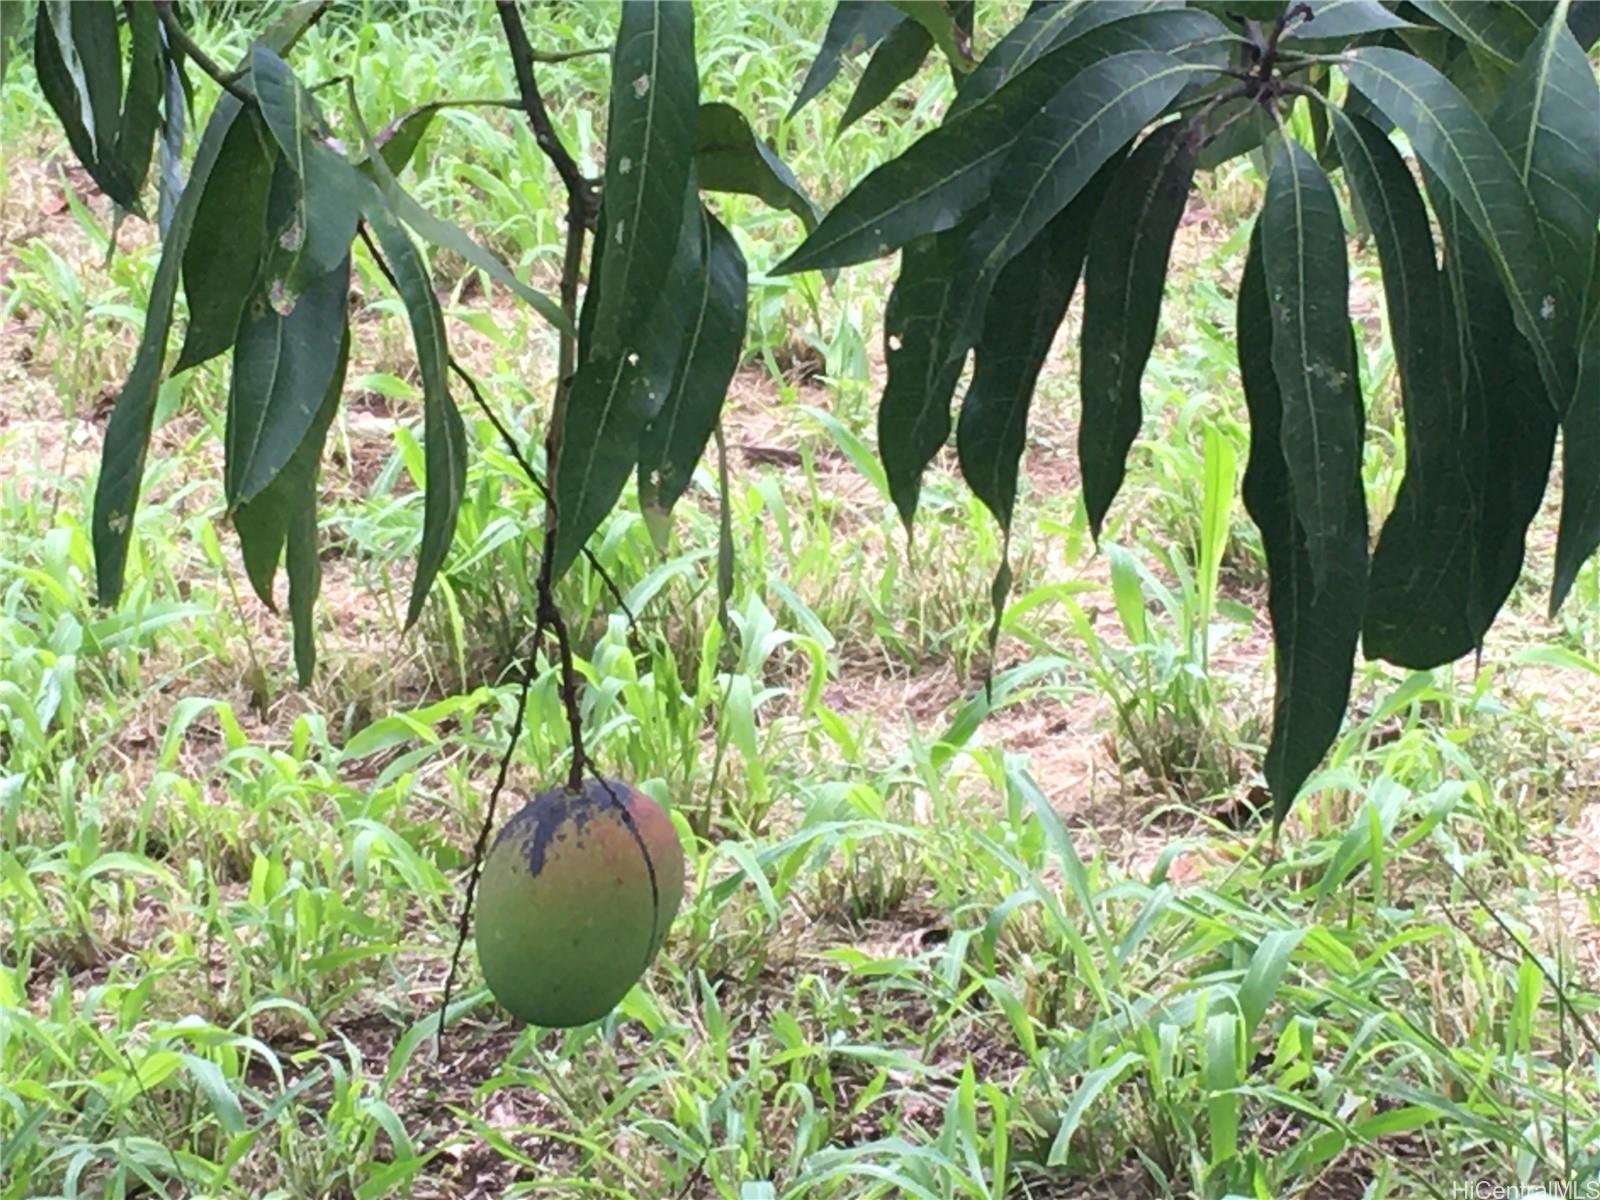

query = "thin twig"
[495,0,598,228]
[435,625,542,1055]
[152,1,252,104]
[436,1,597,1046]
[447,356,635,623]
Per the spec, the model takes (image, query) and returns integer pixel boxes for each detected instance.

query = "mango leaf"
[1424,166,1557,638]
[362,203,466,628]
[92,96,247,603]
[225,250,352,508]
[354,95,569,335]
[790,1,906,117]
[638,207,748,545]
[1285,0,1413,40]
[116,1,164,203]
[947,49,1192,362]
[251,45,365,293]
[554,191,705,580]
[1238,228,1365,825]
[838,19,932,135]
[91,6,328,603]
[1409,0,1541,69]
[1078,120,1197,541]
[878,222,976,532]
[1553,299,1600,610]
[234,330,349,684]
[959,156,1118,535]
[949,0,1173,119]
[33,1,136,209]
[1343,48,1575,415]
[1333,112,1478,667]
[1486,15,1600,331]
[1196,94,1276,170]
[356,99,524,180]
[175,112,276,373]
[774,8,1226,275]
[1570,0,1600,50]
[589,0,699,362]
[1258,140,1364,597]
[888,0,972,74]
[694,102,818,229]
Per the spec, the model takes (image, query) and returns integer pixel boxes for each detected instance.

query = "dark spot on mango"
[475,777,685,1028]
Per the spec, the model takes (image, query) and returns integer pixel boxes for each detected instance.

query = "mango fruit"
[475,777,684,1027]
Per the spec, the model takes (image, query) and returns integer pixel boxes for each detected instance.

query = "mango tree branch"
[151,1,253,103]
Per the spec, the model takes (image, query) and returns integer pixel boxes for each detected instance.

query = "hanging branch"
[434,0,600,1047]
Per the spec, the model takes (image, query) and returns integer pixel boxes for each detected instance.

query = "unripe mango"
[475,777,684,1027]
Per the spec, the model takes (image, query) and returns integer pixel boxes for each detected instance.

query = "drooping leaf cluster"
[21,0,810,685]
[776,0,1600,822]
[18,0,1600,823]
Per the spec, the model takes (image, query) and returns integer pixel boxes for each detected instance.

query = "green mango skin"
[475,777,685,1027]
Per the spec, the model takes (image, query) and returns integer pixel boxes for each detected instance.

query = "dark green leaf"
[175,112,276,373]
[638,207,748,545]
[1553,301,1600,609]
[1196,95,1275,170]
[115,1,164,202]
[1333,111,1478,667]
[1425,166,1556,637]
[366,105,441,177]
[92,95,248,604]
[554,190,705,580]
[34,1,136,209]
[225,251,351,507]
[234,328,348,617]
[959,151,1119,533]
[355,102,570,334]
[1238,228,1365,824]
[91,6,329,603]
[1078,121,1197,540]
[284,463,322,686]
[774,8,1227,275]
[54,1,121,169]
[838,18,932,135]
[950,0,1174,119]
[251,45,364,292]
[1344,47,1576,412]
[878,221,975,532]
[1487,15,1600,327]
[790,1,906,117]
[589,0,699,361]
[888,0,971,74]
[1259,140,1364,596]
[948,49,1192,360]
[1284,0,1414,40]
[362,203,465,628]
[1569,1,1600,50]
[695,102,818,229]
[1410,0,1541,69]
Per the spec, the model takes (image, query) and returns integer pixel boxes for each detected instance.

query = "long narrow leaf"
[947,50,1192,358]
[638,207,747,544]
[363,205,465,628]
[590,0,698,361]
[1334,110,1480,668]
[1238,227,1365,823]
[1259,140,1364,596]
[1344,47,1576,412]
[1078,120,1197,540]
[774,9,1226,275]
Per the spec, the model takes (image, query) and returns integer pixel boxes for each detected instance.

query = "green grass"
[6,3,1600,1198]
